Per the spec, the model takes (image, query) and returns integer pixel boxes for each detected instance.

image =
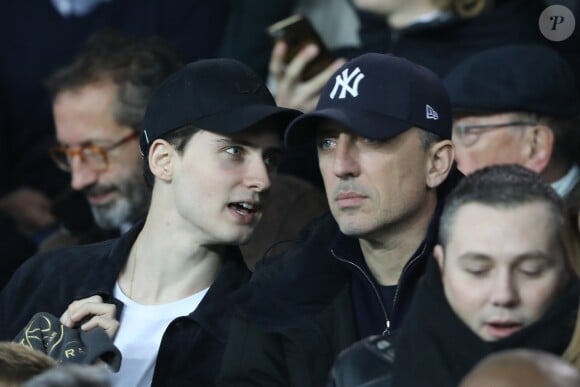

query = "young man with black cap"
[219,52,459,387]
[444,43,580,199]
[0,58,300,386]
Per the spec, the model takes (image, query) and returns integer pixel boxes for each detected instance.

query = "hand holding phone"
[267,14,335,81]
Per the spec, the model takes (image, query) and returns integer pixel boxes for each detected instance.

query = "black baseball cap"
[444,44,580,117]
[285,52,451,146]
[141,58,301,156]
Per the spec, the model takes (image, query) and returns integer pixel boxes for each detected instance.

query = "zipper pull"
[382,320,391,336]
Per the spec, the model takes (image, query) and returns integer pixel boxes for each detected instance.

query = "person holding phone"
[271,0,548,113]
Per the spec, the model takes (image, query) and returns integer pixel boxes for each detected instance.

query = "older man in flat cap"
[444,43,580,198]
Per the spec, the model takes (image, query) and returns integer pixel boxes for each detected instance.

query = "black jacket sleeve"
[218,314,291,386]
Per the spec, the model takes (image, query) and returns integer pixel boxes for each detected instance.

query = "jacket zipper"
[331,249,392,336]
[331,241,429,337]
[391,242,429,316]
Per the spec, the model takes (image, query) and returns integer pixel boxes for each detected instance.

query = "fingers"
[269,40,287,81]
[315,57,348,84]
[283,44,320,84]
[269,41,347,112]
[269,42,320,88]
[302,58,347,111]
[60,295,119,338]
[80,315,120,338]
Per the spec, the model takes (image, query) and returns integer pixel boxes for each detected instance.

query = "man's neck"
[360,196,437,286]
[118,211,224,305]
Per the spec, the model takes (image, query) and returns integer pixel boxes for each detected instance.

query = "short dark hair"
[46,28,183,133]
[439,164,565,247]
[418,128,443,149]
[143,124,199,187]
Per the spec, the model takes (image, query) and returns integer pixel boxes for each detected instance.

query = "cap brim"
[194,104,301,136]
[284,107,414,147]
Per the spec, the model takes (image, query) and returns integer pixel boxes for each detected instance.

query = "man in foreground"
[392,164,577,386]
[0,58,300,386]
[329,164,577,386]
[219,52,458,386]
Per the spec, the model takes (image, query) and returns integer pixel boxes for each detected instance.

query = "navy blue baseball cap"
[444,44,580,117]
[285,52,451,146]
[141,58,301,156]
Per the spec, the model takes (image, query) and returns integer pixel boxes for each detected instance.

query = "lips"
[227,201,262,224]
[228,201,262,214]
[87,191,116,205]
[484,321,523,339]
[335,192,367,208]
[85,186,116,205]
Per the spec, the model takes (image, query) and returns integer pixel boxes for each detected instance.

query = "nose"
[244,156,272,193]
[69,156,99,191]
[490,270,520,308]
[332,136,360,178]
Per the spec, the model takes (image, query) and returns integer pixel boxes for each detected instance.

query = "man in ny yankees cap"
[219,52,461,387]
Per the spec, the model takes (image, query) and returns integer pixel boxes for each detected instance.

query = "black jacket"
[337,0,547,79]
[0,222,251,386]
[391,259,578,387]
[218,196,446,387]
[327,258,578,387]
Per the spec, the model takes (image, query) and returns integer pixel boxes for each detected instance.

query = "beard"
[86,172,150,230]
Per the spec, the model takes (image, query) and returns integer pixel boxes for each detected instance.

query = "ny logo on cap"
[330,67,365,99]
[426,104,439,120]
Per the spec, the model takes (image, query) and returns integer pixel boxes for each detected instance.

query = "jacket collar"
[233,213,351,330]
[190,247,250,342]
[74,220,250,341]
[76,220,143,300]
[234,167,462,330]
[393,258,579,386]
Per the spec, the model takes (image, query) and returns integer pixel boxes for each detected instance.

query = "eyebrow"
[456,252,554,264]
[513,252,553,264]
[59,138,114,148]
[457,253,490,261]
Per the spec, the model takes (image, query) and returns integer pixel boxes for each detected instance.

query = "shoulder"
[0,239,118,340]
[12,239,116,279]
[232,214,349,327]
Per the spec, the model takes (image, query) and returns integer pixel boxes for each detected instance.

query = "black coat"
[392,259,578,387]
[218,207,442,387]
[327,259,578,387]
[0,222,251,387]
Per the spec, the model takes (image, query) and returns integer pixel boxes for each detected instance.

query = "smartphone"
[267,14,335,81]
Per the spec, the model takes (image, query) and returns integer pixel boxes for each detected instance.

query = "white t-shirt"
[109,284,209,387]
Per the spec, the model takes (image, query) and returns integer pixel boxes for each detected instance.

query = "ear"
[425,140,455,188]
[522,124,553,173]
[148,139,175,183]
[433,244,445,273]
